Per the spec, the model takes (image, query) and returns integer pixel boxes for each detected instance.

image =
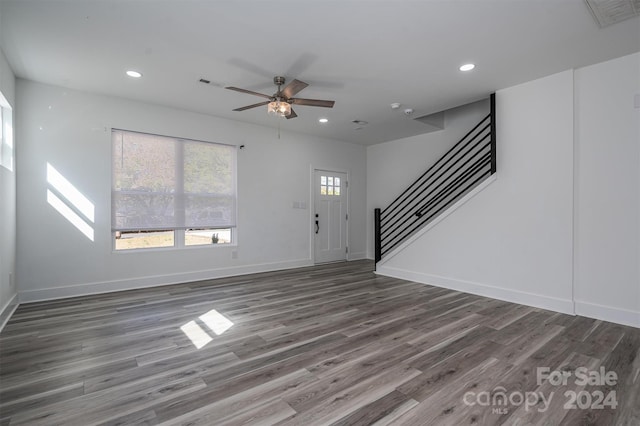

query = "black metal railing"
[374,94,496,263]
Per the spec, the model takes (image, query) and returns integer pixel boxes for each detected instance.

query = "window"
[112,129,236,250]
[0,92,13,172]
[320,175,341,196]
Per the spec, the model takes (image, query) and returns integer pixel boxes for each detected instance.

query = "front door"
[314,170,348,264]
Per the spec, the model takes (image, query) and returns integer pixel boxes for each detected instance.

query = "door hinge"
[345,213,348,221]
[345,181,349,188]
[346,246,349,254]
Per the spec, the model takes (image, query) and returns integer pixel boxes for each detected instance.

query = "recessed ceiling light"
[459,63,475,72]
[318,118,329,123]
[126,70,142,78]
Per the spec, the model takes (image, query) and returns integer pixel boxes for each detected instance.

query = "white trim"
[376,265,575,315]
[347,251,367,261]
[18,259,312,303]
[575,300,640,329]
[378,174,497,264]
[571,68,579,316]
[0,293,19,332]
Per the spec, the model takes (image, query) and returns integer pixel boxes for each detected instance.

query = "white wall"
[373,54,640,328]
[366,99,489,258]
[16,80,367,301]
[10,56,640,328]
[574,53,640,327]
[375,71,576,315]
[0,46,17,328]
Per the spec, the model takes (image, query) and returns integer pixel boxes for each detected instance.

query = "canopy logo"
[462,366,619,415]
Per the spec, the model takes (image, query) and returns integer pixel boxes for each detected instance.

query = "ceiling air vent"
[584,0,639,28]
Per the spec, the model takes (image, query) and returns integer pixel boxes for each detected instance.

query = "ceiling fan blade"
[232,101,270,111]
[225,86,272,100]
[282,79,309,99]
[291,98,335,108]
[286,108,298,119]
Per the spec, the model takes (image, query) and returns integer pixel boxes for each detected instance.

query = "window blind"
[112,129,236,232]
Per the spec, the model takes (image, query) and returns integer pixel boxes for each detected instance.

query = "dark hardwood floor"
[1,260,638,425]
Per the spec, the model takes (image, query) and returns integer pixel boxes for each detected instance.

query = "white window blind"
[112,129,236,232]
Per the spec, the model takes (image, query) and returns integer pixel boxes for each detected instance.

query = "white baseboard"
[575,300,640,329]
[376,265,575,315]
[347,252,368,261]
[19,259,313,303]
[0,293,19,332]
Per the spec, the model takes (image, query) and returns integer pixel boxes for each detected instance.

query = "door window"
[320,175,341,196]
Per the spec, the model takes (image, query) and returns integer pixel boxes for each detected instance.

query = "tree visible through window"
[112,129,236,250]
[320,175,341,196]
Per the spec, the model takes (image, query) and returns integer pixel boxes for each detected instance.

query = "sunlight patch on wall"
[47,190,95,241]
[47,163,94,222]
[46,163,95,241]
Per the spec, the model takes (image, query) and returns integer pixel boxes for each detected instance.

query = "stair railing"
[374,94,496,263]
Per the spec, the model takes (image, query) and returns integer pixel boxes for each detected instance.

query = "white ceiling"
[1,0,639,145]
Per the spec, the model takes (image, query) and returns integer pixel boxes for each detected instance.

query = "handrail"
[415,151,491,218]
[382,115,490,220]
[381,152,491,251]
[380,128,490,235]
[374,94,496,263]
[385,166,492,254]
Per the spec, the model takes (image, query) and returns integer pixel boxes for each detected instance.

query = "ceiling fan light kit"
[267,100,292,117]
[226,76,335,120]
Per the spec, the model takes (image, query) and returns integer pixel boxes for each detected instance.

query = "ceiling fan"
[226,76,335,119]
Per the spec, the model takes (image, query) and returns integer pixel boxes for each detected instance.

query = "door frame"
[310,166,350,265]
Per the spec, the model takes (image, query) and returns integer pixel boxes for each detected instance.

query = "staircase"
[374,94,496,263]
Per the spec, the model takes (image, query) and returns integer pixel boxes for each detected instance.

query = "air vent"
[584,0,639,28]
[351,120,368,126]
[199,78,211,84]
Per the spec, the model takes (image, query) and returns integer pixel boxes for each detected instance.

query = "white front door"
[314,170,348,264]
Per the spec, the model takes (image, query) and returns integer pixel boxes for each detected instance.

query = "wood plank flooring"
[1,260,639,425]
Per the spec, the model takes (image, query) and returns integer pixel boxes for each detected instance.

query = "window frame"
[0,92,13,172]
[111,129,238,252]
